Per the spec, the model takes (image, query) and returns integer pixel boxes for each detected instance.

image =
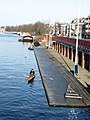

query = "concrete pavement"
[34,47,90,107]
[48,49,90,90]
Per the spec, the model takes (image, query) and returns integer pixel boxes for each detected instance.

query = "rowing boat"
[28,74,36,83]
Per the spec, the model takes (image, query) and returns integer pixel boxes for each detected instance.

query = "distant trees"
[5,21,50,35]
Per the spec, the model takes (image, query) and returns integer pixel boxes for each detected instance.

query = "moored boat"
[28,45,34,50]
[28,47,34,50]
[18,35,33,42]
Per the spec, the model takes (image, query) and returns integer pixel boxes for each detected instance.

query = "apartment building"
[54,22,69,37]
[84,15,90,39]
[52,15,90,39]
[70,17,85,39]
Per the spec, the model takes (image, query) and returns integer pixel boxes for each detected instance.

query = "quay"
[34,47,90,107]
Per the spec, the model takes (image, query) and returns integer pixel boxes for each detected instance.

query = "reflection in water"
[68,108,79,120]
[23,42,32,47]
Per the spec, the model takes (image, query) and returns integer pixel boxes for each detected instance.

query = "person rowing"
[30,69,36,76]
[28,69,36,83]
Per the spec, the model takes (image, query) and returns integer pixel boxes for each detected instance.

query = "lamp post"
[74,0,81,77]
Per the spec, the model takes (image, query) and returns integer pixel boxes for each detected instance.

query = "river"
[0,33,90,120]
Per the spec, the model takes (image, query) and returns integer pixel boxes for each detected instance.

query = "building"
[53,22,69,37]
[45,35,90,72]
[0,27,5,33]
[70,17,85,39]
[84,15,90,39]
[52,17,89,39]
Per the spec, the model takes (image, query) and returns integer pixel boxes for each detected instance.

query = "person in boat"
[30,69,35,76]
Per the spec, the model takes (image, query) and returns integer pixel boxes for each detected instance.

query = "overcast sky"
[0,0,90,26]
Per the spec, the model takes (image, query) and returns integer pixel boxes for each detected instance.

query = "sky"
[0,0,90,26]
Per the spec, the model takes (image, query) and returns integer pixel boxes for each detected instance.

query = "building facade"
[0,27,5,33]
[52,16,90,39]
[45,35,90,72]
[84,16,90,39]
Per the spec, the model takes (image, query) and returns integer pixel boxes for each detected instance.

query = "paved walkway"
[34,47,90,107]
[48,49,90,89]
